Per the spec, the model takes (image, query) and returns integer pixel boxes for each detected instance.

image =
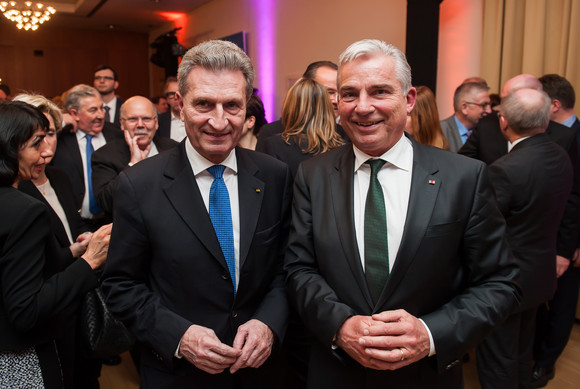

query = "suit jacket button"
[232,311,238,318]
[222,273,229,280]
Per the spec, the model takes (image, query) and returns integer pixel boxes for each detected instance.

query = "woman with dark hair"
[0,101,111,388]
[238,94,267,150]
[405,85,449,150]
[260,78,343,177]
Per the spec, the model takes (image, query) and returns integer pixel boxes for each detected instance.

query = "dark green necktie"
[364,159,388,303]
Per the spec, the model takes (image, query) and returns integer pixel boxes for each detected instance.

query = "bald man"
[92,96,178,216]
[475,88,574,389]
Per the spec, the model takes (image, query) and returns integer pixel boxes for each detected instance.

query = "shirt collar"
[562,114,577,128]
[453,114,471,136]
[185,139,238,176]
[352,134,413,173]
[76,129,104,142]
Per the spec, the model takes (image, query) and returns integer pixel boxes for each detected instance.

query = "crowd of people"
[0,37,578,389]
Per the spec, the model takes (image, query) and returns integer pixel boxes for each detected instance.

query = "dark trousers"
[477,307,538,389]
[534,267,580,367]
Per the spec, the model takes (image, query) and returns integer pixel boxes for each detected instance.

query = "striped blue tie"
[208,165,236,294]
[86,135,100,215]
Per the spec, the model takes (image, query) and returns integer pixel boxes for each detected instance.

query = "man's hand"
[230,319,274,373]
[69,232,92,258]
[573,249,580,268]
[556,255,571,277]
[335,315,378,368]
[358,309,430,370]
[124,130,151,165]
[179,325,241,374]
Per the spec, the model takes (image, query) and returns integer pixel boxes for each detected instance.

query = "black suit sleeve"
[92,148,123,216]
[557,135,580,259]
[458,126,481,159]
[1,201,98,333]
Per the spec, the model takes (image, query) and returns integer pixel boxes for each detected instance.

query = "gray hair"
[338,39,412,95]
[64,84,100,113]
[453,82,489,112]
[501,88,551,134]
[12,93,63,132]
[178,40,255,100]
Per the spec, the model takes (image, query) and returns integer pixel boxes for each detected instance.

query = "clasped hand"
[336,309,430,370]
[179,319,274,374]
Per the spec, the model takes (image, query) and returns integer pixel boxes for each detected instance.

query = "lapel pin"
[428,179,436,185]
[255,189,261,193]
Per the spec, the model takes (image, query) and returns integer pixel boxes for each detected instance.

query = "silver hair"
[178,40,255,100]
[338,39,412,95]
[501,89,551,134]
[13,93,63,132]
[64,84,100,113]
[453,82,489,112]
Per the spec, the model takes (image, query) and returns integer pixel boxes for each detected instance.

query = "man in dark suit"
[476,88,574,389]
[91,96,178,217]
[440,81,492,152]
[156,77,186,141]
[531,74,580,387]
[256,61,348,151]
[51,84,122,230]
[284,39,520,388]
[94,65,123,128]
[102,40,292,389]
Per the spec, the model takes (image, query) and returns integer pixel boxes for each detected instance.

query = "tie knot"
[104,106,110,112]
[366,159,386,176]
[86,134,93,142]
[208,164,226,179]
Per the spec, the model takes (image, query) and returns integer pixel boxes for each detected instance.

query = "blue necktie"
[85,135,100,215]
[208,165,236,294]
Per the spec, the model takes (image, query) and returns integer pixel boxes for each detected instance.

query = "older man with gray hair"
[284,39,520,388]
[102,40,292,388]
[476,88,574,389]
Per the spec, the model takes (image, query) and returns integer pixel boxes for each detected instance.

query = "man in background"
[93,65,123,128]
[156,76,186,141]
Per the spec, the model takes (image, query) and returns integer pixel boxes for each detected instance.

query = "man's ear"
[69,108,80,122]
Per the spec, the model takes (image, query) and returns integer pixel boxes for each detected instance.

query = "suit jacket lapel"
[331,147,374,309]
[378,139,441,305]
[162,143,228,269]
[236,149,264,269]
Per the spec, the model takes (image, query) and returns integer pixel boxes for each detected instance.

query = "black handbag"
[78,287,135,358]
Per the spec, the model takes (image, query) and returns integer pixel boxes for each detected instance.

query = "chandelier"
[0,1,56,31]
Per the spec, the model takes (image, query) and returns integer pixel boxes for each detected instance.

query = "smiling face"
[178,67,247,164]
[338,54,416,156]
[18,127,53,182]
[71,95,105,136]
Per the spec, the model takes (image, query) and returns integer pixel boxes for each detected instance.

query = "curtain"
[481,0,580,94]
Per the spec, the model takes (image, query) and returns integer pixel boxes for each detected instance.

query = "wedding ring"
[400,348,405,361]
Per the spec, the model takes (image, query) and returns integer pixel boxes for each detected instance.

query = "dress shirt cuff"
[418,318,436,356]
[174,339,182,359]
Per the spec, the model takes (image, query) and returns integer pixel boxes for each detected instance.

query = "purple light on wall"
[253,0,276,122]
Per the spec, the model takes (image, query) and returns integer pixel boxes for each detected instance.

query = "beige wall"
[150,0,407,119]
[436,0,484,119]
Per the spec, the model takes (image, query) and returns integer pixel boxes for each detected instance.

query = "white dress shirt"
[77,130,106,218]
[170,111,187,142]
[184,140,240,290]
[352,135,435,355]
[36,179,74,244]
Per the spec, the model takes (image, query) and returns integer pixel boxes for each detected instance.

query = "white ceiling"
[35,0,209,33]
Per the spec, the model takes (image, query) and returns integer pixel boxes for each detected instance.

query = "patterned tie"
[208,165,236,294]
[364,159,388,303]
[85,135,100,215]
[104,106,111,123]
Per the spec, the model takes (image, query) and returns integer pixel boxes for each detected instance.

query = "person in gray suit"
[440,81,492,152]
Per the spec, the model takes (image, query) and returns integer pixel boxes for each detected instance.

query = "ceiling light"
[0,1,56,31]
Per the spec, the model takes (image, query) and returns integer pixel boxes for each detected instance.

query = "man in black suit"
[52,84,122,230]
[476,88,574,389]
[284,39,520,388]
[94,65,123,128]
[156,76,186,141]
[256,60,348,150]
[91,96,178,217]
[531,74,580,387]
[102,40,292,388]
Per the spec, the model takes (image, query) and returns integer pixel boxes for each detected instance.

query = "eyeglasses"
[122,116,156,125]
[94,76,115,81]
[465,101,491,109]
[165,91,177,99]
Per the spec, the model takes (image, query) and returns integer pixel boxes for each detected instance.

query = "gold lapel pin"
[255,189,261,193]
